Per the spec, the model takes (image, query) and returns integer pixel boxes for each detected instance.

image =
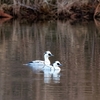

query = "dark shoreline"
[0,1,100,22]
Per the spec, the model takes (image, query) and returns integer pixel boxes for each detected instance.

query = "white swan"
[24,51,53,66]
[43,61,62,83]
[53,61,62,71]
[42,61,62,71]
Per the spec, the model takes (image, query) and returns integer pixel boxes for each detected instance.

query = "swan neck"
[44,55,50,65]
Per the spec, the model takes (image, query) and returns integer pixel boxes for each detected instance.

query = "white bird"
[52,61,62,71]
[42,61,62,76]
[43,61,62,83]
[42,61,62,71]
[23,51,53,67]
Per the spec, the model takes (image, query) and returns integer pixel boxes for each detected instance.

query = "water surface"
[0,19,100,100]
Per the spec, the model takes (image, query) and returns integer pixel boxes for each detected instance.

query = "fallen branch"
[0,10,12,18]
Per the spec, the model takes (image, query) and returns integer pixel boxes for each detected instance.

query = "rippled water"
[0,19,100,100]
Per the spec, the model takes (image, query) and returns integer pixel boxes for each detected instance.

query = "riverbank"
[0,1,100,21]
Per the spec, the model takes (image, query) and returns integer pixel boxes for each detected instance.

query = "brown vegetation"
[0,0,99,21]
[94,3,100,19]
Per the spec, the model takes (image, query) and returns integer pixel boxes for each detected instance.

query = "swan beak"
[51,54,54,56]
[59,64,62,66]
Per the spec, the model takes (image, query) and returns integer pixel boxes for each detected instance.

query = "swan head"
[44,51,53,58]
[53,61,62,67]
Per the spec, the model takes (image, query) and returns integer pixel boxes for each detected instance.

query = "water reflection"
[24,64,43,73]
[43,66,61,84]
[24,62,61,84]
[0,18,11,25]
[0,19,100,100]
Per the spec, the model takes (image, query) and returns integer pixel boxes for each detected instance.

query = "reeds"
[0,0,99,21]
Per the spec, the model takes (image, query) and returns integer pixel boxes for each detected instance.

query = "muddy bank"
[0,1,100,21]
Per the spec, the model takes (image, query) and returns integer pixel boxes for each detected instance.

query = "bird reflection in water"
[43,68,61,83]
[42,61,62,83]
[23,61,62,83]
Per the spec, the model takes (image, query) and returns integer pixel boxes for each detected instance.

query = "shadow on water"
[0,19,100,100]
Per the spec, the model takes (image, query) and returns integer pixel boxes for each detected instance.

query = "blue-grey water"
[0,18,100,100]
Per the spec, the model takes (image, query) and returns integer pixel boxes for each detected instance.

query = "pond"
[0,19,100,100]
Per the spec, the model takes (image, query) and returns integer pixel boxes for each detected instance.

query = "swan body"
[24,51,53,66]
